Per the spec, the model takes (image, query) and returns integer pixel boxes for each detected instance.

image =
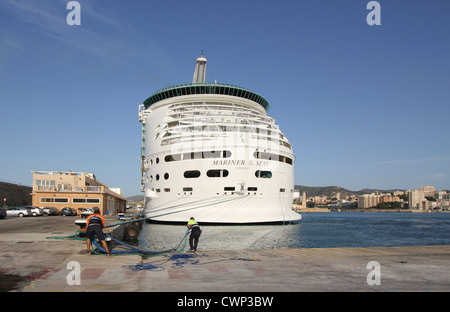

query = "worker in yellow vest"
[187,217,202,252]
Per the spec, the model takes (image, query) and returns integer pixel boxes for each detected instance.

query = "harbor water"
[138,212,450,252]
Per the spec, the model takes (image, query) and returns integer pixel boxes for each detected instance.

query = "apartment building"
[357,193,400,209]
[31,171,126,215]
[420,186,435,198]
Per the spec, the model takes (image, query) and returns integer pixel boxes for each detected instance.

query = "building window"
[72,198,100,204]
[255,170,272,178]
[40,198,69,203]
[35,180,55,190]
[207,169,229,178]
[184,170,201,178]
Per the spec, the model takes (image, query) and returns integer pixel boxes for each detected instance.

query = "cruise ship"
[138,53,301,224]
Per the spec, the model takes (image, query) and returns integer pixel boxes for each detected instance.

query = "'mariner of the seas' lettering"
[212,160,246,166]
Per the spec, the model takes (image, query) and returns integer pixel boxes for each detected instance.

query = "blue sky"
[1,0,449,196]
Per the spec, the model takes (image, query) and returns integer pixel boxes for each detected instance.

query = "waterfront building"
[357,194,379,209]
[408,190,426,210]
[31,171,126,215]
[420,186,435,198]
[378,194,400,204]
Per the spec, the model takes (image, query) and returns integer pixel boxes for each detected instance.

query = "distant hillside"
[294,185,356,198]
[127,195,144,202]
[294,185,405,197]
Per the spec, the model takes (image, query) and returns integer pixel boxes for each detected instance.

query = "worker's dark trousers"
[189,228,201,251]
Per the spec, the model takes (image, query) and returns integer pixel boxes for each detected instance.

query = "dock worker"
[86,208,112,257]
[187,217,202,252]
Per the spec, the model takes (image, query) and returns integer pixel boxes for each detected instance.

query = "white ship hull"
[139,55,301,224]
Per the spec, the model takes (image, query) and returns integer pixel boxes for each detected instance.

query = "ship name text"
[212,160,269,167]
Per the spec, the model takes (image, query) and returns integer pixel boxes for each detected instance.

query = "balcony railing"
[35,185,104,192]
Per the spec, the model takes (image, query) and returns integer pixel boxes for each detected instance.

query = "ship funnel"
[192,50,207,83]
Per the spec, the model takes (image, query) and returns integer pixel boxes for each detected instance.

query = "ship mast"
[192,50,207,83]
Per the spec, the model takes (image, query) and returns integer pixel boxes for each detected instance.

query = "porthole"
[184,170,201,178]
[207,169,229,178]
[164,173,169,180]
[156,174,160,181]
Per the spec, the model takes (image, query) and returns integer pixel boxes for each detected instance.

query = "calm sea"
[138,212,450,252]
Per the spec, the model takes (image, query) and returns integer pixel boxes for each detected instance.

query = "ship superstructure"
[138,54,301,223]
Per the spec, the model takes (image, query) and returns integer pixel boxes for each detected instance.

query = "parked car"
[22,206,44,217]
[43,207,59,216]
[0,207,7,219]
[6,207,32,217]
[60,207,77,216]
[79,208,95,218]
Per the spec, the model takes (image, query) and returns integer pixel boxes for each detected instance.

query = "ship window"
[248,187,258,191]
[207,169,229,178]
[165,154,181,162]
[184,170,201,178]
[254,151,293,165]
[202,150,221,159]
[164,150,232,162]
[224,187,235,191]
[183,187,193,192]
[164,188,170,192]
[255,170,272,178]
[156,174,160,181]
[280,188,286,192]
[164,173,169,180]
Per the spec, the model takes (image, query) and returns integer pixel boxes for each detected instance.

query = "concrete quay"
[1,215,450,292]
